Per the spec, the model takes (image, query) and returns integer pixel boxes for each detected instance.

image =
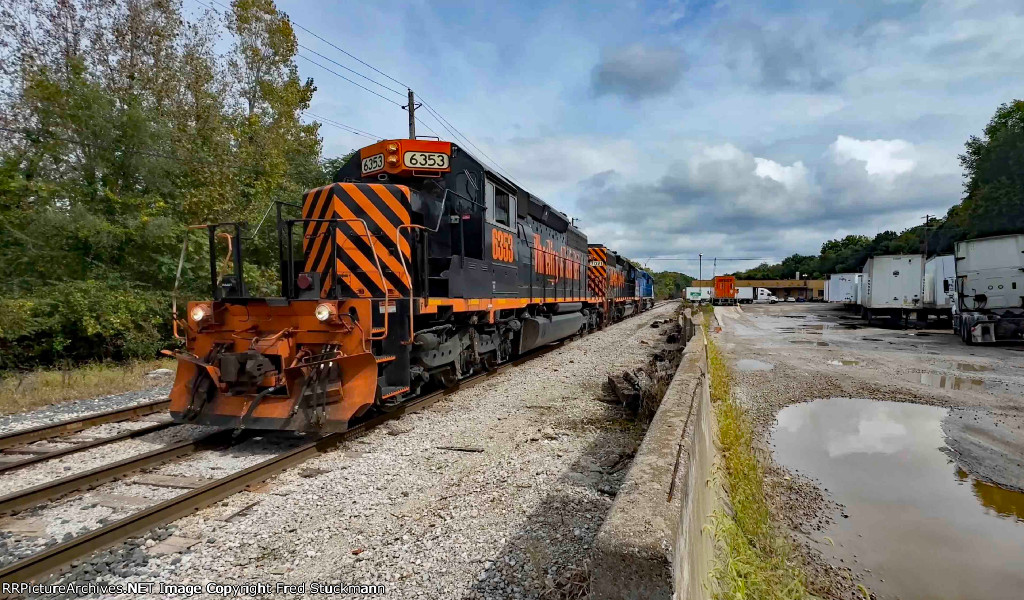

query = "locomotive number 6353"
[491,229,515,263]
[404,151,449,169]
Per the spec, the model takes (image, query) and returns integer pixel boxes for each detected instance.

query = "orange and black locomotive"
[169,139,655,432]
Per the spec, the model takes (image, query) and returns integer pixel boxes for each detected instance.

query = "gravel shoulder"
[22,302,680,599]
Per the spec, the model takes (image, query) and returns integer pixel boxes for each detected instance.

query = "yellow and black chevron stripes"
[301,183,412,299]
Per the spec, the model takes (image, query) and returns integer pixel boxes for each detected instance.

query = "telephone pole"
[699,253,702,281]
[404,89,420,139]
[922,214,933,258]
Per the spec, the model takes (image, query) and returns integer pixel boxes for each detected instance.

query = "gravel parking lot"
[712,302,1024,599]
[18,302,679,599]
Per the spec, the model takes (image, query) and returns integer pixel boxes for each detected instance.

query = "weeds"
[0,358,175,415]
[704,324,816,600]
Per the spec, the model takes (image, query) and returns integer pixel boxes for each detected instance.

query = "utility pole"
[699,253,702,282]
[404,88,420,139]
[922,214,933,258]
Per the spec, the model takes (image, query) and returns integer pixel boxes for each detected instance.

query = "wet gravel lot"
[713,302,1024,600]
[7,302,679,599]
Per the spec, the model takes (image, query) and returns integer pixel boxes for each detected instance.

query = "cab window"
[485,181,515,230]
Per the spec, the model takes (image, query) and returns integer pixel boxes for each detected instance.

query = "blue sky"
[242,0,1022,274]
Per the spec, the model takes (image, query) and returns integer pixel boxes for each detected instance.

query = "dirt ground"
[711,302,1024,599]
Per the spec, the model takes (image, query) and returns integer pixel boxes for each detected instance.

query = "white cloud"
[830,135,917,178]
[754,157,811,191]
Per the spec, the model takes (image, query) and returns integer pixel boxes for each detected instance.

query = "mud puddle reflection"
[772,398,1024,599]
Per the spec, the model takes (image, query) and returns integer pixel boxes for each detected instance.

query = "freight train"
[169,138,657,432]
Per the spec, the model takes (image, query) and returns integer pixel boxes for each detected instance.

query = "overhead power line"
[297,44,405,98]
[198,0,523,186]
[303,111,381,140]
[417,99,521,185]
[297,54,404,108]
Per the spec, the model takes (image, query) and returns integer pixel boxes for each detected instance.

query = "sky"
[258,0,1021,275]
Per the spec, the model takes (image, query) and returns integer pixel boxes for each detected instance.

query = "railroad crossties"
[0,303,699,598]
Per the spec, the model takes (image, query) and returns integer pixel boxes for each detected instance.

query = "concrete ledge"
[591,313,712,600]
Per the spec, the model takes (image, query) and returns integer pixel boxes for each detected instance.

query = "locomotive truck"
[169,138,653,432]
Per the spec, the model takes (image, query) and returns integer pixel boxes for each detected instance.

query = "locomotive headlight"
[315,303,336,322]
[386,143,398,154]
[387,155,399,166]
[190,304,210,322]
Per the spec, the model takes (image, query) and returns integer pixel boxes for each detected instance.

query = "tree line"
[0,0,344,369]
[732,100,1024,281]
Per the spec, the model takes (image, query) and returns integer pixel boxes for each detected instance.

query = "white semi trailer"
[923,255,956,320]
[859,254,925,324]
[685,286,712,303]
[826,273,860,304]
[953,234,1024,344]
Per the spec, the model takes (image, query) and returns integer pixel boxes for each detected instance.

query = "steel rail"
[0,430,232,516]
[0,341,569,585]
[0,421,176,475]
[0,399,171,450]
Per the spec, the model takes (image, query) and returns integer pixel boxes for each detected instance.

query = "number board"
[404,151,449,170]
[361,153,384,174]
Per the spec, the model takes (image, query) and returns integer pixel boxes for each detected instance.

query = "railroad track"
[0,340,571,584]
[0,399,173,475]
[0,302,679,584]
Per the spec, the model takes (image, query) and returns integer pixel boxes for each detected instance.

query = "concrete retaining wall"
[591,312,719,600]
[672,333,716,600]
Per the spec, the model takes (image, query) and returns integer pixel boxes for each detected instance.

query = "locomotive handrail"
[394,188,473,344]
[171,223,247,341]
[286,217,392,337]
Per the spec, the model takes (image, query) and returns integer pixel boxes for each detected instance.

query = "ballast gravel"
[31,302,680,599]
[0,388,170,435]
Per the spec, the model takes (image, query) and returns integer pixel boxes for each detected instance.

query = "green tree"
[955,99,1024,238]
[0,0,326,368]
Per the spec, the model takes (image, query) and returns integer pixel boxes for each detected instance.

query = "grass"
[704,322,817,600]
[0,358,176,415]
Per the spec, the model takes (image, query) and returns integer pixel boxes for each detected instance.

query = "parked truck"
[923,255,956,321]
[735,286,779,304]
[685,286,712,304]
[712,276,737,306]
[859,254,925,325]
[953,234,1024,344]
[826,273,860,304]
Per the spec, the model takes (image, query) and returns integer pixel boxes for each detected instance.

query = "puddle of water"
[956,363,991,372]
[816,341,829,346]
[862,337,884,342]
[827,359,860,366]
[789,340,830,346]
[736,359,774,372]
[911,373,985,391]
[772,398,1024,599]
